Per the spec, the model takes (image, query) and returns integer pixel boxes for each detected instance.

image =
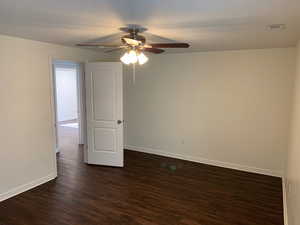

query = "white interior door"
[85,62,123,167]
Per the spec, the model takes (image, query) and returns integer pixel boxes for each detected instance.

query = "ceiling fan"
[76,25,190,65]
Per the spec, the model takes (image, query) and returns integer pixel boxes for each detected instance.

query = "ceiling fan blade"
[122,38,141,46]
[147,43,190,48]
[76,43,121,48]
[144,48,165,54]
[104,47,124,53]
[143,32,176,43]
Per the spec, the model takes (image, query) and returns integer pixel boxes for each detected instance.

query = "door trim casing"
[49,56,87,173]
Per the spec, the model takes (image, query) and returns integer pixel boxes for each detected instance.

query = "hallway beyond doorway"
[57,119,79,154]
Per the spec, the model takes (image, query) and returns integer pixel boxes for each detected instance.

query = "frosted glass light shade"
[128,50,138,64]
[120,52,131,64]
[137,52,148,65]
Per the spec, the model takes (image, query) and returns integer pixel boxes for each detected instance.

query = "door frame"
[49,57,86,156]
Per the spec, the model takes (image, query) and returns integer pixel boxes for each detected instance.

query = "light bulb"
[128,50,138,64]
[137,52,148,65]
[120,52,131,65]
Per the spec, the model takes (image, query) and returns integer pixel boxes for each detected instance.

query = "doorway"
[52,60,84,154]
[50,61,123,167]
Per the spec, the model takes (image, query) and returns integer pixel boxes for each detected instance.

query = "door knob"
[117,120,123,124]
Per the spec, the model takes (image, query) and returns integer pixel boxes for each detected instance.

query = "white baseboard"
[282,178,289,225]
[125,145,283,177]
[0,171,57,202]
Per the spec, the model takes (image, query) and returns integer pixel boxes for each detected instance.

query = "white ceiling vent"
[267,24,286,30]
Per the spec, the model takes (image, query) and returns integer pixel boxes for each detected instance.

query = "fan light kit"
[77,25,190,66]
[120,50,148,65]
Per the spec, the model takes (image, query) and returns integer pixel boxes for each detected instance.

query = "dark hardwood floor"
[0,125,284,225]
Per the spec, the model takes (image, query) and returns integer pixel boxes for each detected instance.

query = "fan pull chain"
[133,64,136,84]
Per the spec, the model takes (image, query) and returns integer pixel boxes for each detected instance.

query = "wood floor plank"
[0,126,283,225]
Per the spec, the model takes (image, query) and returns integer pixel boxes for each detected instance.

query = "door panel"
[94,128,116,152]
[85,62,123,167]
[92,71,116,121]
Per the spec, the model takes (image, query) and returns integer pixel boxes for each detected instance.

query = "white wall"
[286,40,300,225]
[124,48,296,176]
[55,67,78,122]
[0,32,296,204]
[0,34,102,201]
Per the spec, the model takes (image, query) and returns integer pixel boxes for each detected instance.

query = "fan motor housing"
[121,34,146,44]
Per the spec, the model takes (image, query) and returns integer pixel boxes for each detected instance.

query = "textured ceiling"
[0,0,300,53]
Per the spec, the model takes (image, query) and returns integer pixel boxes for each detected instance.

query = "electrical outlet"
[181,139,185,144]
[288,182,292,194]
